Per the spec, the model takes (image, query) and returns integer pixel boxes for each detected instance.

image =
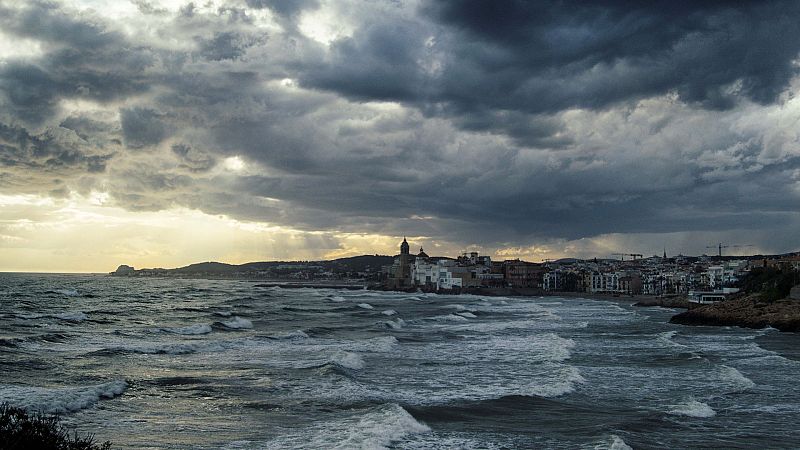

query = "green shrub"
[0,403,111,450]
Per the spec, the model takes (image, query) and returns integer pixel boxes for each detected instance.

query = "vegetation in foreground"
[0,403,110,450]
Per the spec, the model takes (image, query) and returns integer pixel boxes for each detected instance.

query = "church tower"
[401,237,410,255]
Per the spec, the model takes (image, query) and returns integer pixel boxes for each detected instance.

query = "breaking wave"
[719,365,756,392]
[385,318,406,329]
[0,380,127,414]
[160,323,213,335]
[667,399,716,418]
[268,403,429,449]
[216,316,253,330]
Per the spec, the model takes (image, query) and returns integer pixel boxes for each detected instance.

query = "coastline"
[108,274,797,333]
[670,295,800,332]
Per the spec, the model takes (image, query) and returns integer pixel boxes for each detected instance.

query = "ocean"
[1,273,798,449]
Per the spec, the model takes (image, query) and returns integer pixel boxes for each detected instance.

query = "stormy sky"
[1,0,799,271]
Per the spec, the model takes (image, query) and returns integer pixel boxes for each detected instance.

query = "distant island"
[110,255,394,284]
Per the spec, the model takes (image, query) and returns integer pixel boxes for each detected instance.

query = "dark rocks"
[633,297,689,308]
[112,264,135,275]
[670,296,800,332]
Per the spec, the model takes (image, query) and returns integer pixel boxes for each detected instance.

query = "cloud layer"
[1,0,799,263]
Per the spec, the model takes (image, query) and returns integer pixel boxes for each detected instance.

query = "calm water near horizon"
[1,273,799,449]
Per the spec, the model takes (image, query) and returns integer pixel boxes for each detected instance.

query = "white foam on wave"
[56,289,79,297]
[656,330,686,348]
[268,403,430,450]
[385,318,406,329]
[329,296,347,302]
[443,304,476,312]
[164,323,213,335]
[330,351,366,370]
[607,435,633,450]
[381,309,397,316]
[667,399,716,418]
[0,380,127,414]
[455,311,477,318]
[430,314,469,322]
[269,330,310,339]
[357,303,374,309]
[526,365,586,397]
[353,335,398,352]
[54,312,88,322]
[17,312,88,322]
[719,365,756,391]
[220,316,253,329]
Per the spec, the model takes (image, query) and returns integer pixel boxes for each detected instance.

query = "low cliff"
[669,295,800,332]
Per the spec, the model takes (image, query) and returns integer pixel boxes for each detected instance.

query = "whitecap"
[330,351,365,370]
[385,318,406,330]
[164,323,213,335]
[719,365,756,391]
[455,312,477,318]
[270,330,310,339]
[220,316,254,329]
[56,289,79,297]
[656,330,686,348]
[357,303,374,309]
[329,296,347,302]
[268,403,429,449]
[353,336,399,352]
[54,312,88,322]
[0,380,127,414]
[667,399,716,418]
[381,309,397,316]
[431,314,469,322]
[608,435,633,450]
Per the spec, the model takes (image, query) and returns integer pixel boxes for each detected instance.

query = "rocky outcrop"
[633,297,689,308]
[670,296,800,332]
[112,264,135,275]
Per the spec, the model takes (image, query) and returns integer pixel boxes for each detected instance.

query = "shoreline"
[119,274,792,333]
[670,295,800,332]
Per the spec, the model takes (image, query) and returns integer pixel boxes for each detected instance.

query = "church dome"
[417,247,429,258]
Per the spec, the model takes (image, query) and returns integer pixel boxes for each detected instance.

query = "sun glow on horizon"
[0,193,410,273]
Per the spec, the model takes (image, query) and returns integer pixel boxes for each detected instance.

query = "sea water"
[1,273,799,448]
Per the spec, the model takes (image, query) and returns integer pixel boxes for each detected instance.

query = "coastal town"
[383,238,800,302]
[113,237,800,304]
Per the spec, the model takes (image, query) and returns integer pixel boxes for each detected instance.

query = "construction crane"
[706,243,753,257]
[612,253,644,261]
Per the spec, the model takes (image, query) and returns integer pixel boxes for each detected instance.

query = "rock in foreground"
[670,296,800,332]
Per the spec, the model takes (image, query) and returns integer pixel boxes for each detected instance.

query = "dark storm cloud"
[301,1,800,118]
[0,0,799,255]
[171,143,216,173]
[120,108,169,149]
[0,1,153,125]
[0,121,114,193]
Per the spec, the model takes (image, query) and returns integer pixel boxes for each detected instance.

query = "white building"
[589,271,622,293]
